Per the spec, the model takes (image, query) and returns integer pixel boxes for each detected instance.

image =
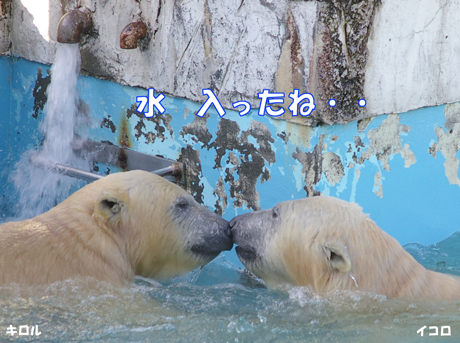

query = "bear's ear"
[94,195,123,221]
[322,240,352,272]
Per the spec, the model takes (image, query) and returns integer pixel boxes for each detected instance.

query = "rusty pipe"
[152,163,183,177]
[57,7,92,44]
[33,161,182,183]
[120,21,147,49]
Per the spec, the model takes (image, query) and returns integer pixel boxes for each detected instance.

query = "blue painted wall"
[1,56,459,264]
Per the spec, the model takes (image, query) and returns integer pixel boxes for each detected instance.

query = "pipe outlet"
[120,21,148,49]
[57,7,92,44]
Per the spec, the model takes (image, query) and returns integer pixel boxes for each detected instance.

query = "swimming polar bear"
[0,170,232,285]
[230,196,460,300]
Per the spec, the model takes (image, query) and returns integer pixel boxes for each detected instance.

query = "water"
[405,231,460,277]
[0,242,458,343]
[9,43,89,219]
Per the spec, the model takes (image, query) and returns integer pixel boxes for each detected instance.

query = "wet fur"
[231,196,460,300]
[0,170,230,285]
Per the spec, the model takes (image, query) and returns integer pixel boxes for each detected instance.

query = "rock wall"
[4,0,460,125]
[0,0,10,54]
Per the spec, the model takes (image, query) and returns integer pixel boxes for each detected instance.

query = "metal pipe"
[152,163,183,177]
[46,162,182,183]
[53,163,104,182]
[120,21,147,49]
[57,7,92,44]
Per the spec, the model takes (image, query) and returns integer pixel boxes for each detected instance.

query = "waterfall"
[11,43,90,219]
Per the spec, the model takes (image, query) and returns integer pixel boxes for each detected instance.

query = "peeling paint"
[209,119,275,211]
[117,115,131,170]
[292,134,325,197]
[350,168,361,202]
[213,176,227,216]
[9,0,460,127]
[273,120,313,149]
[429,103,460,186]
[357,117,373,133]
[401,144,416,168]
[180,113,212,147]
[126,104,174,144]
[322,151,344,186]
[293,114,416,198]
[101,116,116,133]
[373,170,383,198]
[178,144,204,204]
[358,114,415,171]
[32,67,50,119]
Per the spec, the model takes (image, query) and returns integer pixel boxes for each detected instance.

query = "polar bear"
[0,170,232,285]
[230,196,460,300]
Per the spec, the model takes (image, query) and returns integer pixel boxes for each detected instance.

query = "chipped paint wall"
[5,0,460,124]
[1,56,460,255]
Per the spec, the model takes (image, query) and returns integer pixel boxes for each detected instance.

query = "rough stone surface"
[308,0,380,125]
[365,0,460,116]
[5,0,460,125]
[0,0,11,54]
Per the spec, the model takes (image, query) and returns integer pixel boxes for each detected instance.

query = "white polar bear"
[0,170,232,285]
[230,196,460,300]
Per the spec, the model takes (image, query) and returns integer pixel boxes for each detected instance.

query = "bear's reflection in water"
[0,254,459,343]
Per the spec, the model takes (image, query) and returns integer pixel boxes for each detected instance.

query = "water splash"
[349,273,359,290]
[11,43,89,219]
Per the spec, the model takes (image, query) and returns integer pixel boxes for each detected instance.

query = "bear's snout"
[229,212,264,244]
[188,213,233,262]
[216,217,233,250]
[229,214,262,264]
[215,215,232,242]
[223,220,232,238]
[229,217,237,236]
[229,215,245,243]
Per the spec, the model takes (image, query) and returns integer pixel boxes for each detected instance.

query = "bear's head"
[230,196,384,292]
[77,170,233,280]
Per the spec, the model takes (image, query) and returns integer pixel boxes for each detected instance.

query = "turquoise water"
[0,237,459,343]
[404,232,460,277]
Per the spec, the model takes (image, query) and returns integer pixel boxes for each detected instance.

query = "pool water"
[0,237,459,343]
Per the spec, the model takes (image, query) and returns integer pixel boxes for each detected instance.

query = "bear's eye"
[272,207,280,219]
[175,199,189,209]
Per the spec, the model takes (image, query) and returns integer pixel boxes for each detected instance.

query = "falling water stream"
[11,43,89,219]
